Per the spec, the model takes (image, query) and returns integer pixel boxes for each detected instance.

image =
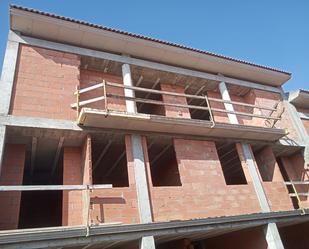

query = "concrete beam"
[0,35,19,115]
[0,210,307,249]
[0,115,82,131]
[51,137,65,176]
[9,31,282,94]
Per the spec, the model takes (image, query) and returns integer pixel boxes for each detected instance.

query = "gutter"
[0,210,308,248]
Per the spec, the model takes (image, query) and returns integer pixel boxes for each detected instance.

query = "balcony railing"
[71,80,283,128]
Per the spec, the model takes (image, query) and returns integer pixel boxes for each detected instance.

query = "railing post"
[103,80,108,112]
[76,86,80,119]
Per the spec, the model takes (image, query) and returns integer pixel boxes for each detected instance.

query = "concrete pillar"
[285,101,309,167]
[219,80,285,249]
[0,33,19,115]
[218,81,238,124]
[0,33,19,175]
[131,134,153,223]
[264,223,285,249]
[122,63,136,113]
[122,63,155,249]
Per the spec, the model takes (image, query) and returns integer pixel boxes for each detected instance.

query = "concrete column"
[0,33,18,175]
[285,101,309,167]
[122,63,136,113]
[219,81,285,249]
[264,223,285,249]
[218,81,238,124]
[140,236,156,249]
[0,34,19,115]
[241,143,270,212]
[122,64,155,249]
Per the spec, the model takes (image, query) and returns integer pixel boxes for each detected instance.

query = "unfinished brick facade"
[1,5,308,249]
[0,144,26,230]
[10,45,80,121]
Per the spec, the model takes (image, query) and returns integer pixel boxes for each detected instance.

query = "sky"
[0,0,308,92]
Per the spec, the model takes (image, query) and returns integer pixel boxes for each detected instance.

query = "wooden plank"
[106,81,276,111]
[285,181,309,185]
[0,184,113,191]
[107,93,280,120]
[71,96,105,108]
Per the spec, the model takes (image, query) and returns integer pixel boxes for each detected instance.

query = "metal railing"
[71,80,282,128]
[0,184,113,233]
[284,181,309,215]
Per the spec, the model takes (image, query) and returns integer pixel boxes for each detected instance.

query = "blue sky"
[0,0,308,92]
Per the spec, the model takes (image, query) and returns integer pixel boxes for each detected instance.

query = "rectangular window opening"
[135,81,165,116]
[276,157,301,210]
[92,135,129,187]
[19,138,63,229]
[216,143,247,185]
[147,137,182,187]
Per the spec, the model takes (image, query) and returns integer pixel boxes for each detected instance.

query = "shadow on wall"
[91,196,126,224]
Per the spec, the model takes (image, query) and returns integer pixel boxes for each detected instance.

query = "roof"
[289,89,309,108]
[10,4,290,76]
[9,5,292,86]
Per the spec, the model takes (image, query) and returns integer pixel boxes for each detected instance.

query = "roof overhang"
[289,89,309,109]
[10,5,291,87]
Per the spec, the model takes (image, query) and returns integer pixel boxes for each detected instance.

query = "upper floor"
[1,5,303,145]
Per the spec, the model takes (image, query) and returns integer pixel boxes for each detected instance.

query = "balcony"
[71,79,287,142]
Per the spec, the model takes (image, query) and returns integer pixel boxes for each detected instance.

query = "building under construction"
[0,5,309,249]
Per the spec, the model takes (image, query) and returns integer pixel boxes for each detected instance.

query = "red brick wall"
[160,84,191,118]
[202,227,268,249]
[254,146,284,182]
[10,45,80,120]
[62,147,83,226]
[253,146,293,211]
[143,138,261,222]
[63,135,92,226]
[89,135,139,225]
[80,69,125,112]
[237,144,293,212]
[0,144,26,230]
